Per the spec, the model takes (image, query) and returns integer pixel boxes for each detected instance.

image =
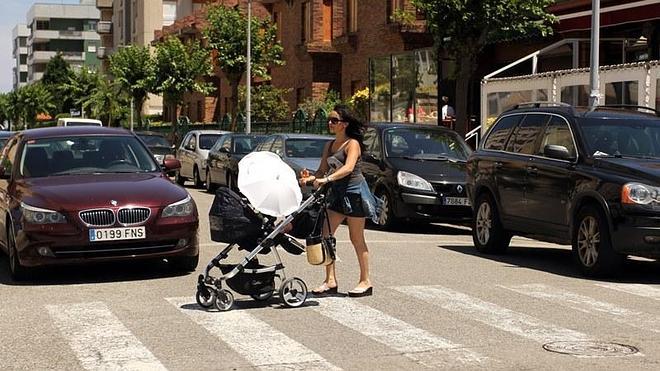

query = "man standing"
[441,96,455,129]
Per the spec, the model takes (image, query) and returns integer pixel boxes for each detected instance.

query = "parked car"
[0,131,15,151]
[57,118,103,127]
[0,127,199,280]
[136,131,175,165]
[175,129,229,187]
[205,133,267,192]
[362,123,472,229]
[255,133,333,194]
[466,103,660,276]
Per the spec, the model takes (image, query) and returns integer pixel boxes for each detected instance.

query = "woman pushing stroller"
[299,104,379,297]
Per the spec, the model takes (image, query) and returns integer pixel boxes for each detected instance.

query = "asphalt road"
[1,186,660,370]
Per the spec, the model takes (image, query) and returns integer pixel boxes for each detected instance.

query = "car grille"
[118,208,151,225]
[432,183,467,196]
[79,209,115,227]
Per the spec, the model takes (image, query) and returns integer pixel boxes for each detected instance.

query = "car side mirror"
[363,153,379,163]
[162,158,181,171]
[544,144,575,161]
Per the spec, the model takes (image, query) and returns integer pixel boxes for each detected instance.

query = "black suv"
[466,103,660,276]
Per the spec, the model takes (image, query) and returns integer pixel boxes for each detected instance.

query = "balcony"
[97,21,112,34]
[31,29,100,42]
[96,0,113,8]
[30,51,85,63]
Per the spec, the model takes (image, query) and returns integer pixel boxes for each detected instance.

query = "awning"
[555,0,660,32]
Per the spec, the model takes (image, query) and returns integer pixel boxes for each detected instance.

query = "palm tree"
[63,67,101,118]
[83,79,127,127]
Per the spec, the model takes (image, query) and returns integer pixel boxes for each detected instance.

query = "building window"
[301,2,312,43]
[163,1,177,27]
[347,0,358,33]
[19,55,27,65]
[36,20,50,30]
[20,72,27,83]
[322,0,333,41]
[19,37,27,47]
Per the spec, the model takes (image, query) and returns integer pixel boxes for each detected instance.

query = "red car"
[0,127,199,280]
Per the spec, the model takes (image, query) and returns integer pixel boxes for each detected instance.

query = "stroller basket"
[209,187,264,245]
[218,263,275,296]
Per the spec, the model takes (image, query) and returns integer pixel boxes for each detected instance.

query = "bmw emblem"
[456,185,464,194]
[110,200,118,206]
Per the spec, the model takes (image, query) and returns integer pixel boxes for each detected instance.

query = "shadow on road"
[0,255,192,286]
[368,222,471,236]
[441,244,660,283]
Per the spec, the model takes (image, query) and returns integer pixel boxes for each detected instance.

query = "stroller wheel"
[279,277,308,308]
[196,287,216,309]
[250,291,274,302]
[214,289,234,311]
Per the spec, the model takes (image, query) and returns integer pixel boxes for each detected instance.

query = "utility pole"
[130,96,134,132]
[589,0,601,108]
[246,0,252,134]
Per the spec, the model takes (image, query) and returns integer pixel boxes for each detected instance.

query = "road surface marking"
[46,302,166,371]
[596,283,660,301]
[166,297,339,370]
[503,284,660,333]
[393,285,591,344]
[312,297,490,368]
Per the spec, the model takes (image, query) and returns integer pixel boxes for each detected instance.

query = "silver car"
[175,130,229,187]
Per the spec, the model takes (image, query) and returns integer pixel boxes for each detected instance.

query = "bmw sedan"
[0,127,199,280]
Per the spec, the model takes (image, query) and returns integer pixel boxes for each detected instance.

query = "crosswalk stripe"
[312,297,490,368]
[502,284,660,333]
[393,285,591,344]
[45,302,166,371]
[596,283,660,301]
[166,297,340,370]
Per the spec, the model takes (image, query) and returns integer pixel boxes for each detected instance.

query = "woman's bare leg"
[346,216,371,289]
[313,209,345,291]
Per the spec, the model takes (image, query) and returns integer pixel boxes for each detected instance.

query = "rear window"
[505,114,549,155]
[199,134,222,150]
[483,115,521,151]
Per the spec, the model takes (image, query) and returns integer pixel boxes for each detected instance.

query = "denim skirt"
[327,179,382,223]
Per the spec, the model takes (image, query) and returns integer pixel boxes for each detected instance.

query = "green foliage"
[390,9,416,26]
[41,53,75,114]
[109,45,156,127]
[14,83,55,129]
[84,78,129,127]
[153,36,213,124]
[348,87,370,123]
[62,67,102,118]
[297,90,344,119]
[238,85,291,122]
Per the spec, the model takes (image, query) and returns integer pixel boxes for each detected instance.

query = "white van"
[57,118,103,127]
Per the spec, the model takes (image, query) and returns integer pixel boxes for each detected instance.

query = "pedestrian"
[441,96,455,121]
[299,104,378,297]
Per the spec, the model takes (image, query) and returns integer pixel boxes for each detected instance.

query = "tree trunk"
[229,77,240,132]
[453,54,478,136]
[212,77,222,123]
[135,96,144,129]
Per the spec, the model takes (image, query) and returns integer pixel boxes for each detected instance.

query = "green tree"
[238,85,291,122]
[16,83,55,129]
[0,93,10,129]
[84,79,127,127]
[204,4,284,128]
[411,0,556,134]
[63,67,102,118]
[5,91,21,130]
[109,45,156,129]
[153,36,213,129]
[41,53,75,114]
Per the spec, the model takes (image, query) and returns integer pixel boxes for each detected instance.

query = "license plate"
[89,227,146,242]
[443,197,470,206]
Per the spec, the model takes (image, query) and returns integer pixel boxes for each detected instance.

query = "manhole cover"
[543,341,639,357]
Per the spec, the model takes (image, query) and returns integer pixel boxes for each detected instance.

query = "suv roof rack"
[588,105,660,117]
[505,101,577,115]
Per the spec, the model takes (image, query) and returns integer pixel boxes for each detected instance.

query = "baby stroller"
[196,185,331,311]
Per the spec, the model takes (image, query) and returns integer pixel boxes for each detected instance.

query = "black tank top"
[326,140,365,186]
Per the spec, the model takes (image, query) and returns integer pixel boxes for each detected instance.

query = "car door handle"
[526,166,538,175]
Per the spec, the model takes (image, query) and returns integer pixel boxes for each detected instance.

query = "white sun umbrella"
[237,151,303,217]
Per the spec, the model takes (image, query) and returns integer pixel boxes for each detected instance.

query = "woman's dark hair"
[333,104,365,151]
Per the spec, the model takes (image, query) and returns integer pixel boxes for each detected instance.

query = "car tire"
[472,193,511,254]
[193,166,203,188]
[175,171,186,186]
[375,188,398,230]
[169,254,199,272]
[205,170,217,193]
[7,222,31,281]
[572,204,623,277]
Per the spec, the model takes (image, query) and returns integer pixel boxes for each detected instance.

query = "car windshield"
[233,136,266,154]
[580,118,660,158]
[199,134,222,150]
[285,138,329,158]
[20,135,159,178]
[138,134,171,148]
[384,127,470,161]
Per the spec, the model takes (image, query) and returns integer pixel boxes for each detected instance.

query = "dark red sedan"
[0,127,199,280]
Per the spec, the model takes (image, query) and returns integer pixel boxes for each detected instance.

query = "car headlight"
[21,202,66,224]
[397,171,433,192]
[622,182,660,205]
[162,195,195,217]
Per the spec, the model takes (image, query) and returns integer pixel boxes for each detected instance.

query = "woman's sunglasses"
[328,117,344,124]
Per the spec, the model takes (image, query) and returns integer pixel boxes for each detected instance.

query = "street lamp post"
[589,0,601,108]
[246,0,252,134]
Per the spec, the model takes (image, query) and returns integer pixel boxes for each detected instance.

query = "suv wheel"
[375,189,397,230]
[175,171,186,186]
[205,170,217,193]
[193,167,203,188]
[473,194,511,254]
[572,205,623,277]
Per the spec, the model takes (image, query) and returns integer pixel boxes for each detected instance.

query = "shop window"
[486,90,548,130]
[605,81,638,105]
[391,53,416,122]
[369,56,391,122]
[414,49,438,123]
[560,85,589,107]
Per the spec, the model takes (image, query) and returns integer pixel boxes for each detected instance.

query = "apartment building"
[96,0,211,115]
[26,0,101,83]
[12,25,29,91]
